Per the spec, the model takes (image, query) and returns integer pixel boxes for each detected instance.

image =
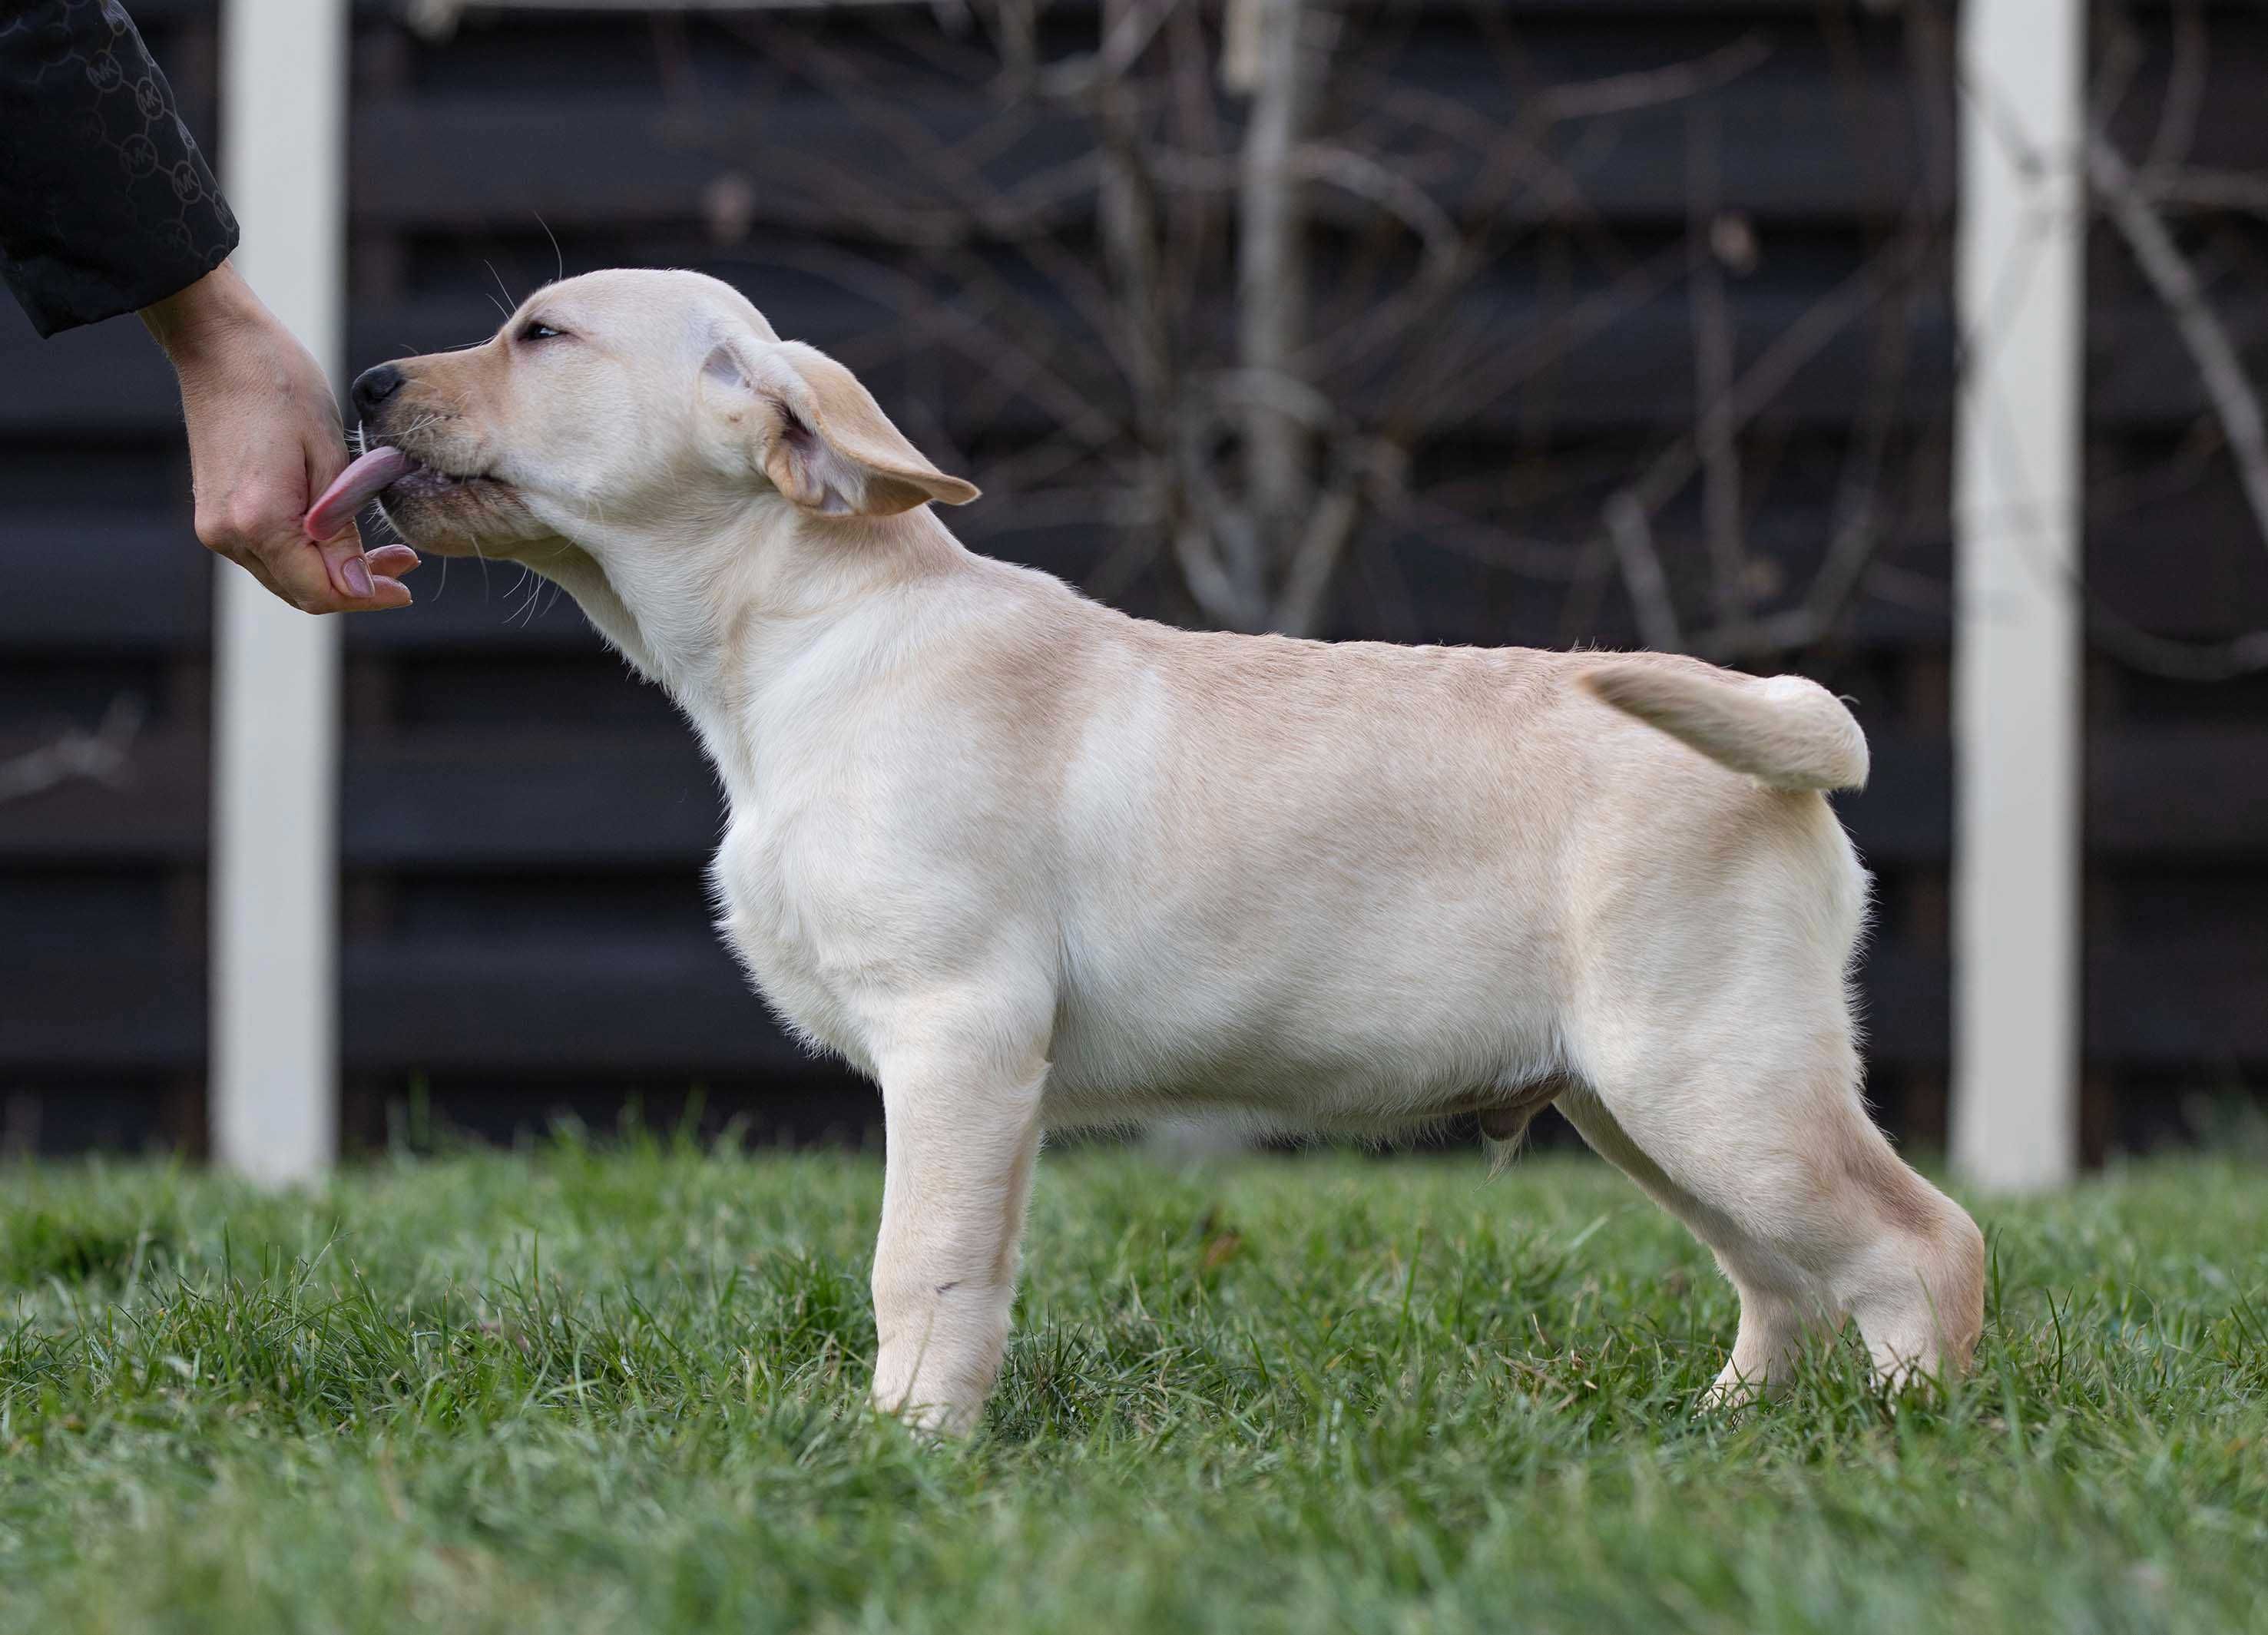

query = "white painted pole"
[212,0,349,1183]
[1951,0,2086,1190]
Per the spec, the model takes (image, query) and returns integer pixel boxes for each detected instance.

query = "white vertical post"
[212,0,349,1183]
[1952,0,2086,1190]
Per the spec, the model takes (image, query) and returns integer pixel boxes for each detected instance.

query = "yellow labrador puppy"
[315,268,1984,1435]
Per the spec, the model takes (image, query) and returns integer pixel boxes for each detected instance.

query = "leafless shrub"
[646,0,2268,677]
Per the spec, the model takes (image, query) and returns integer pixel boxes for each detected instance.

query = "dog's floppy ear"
[702,337,978,517]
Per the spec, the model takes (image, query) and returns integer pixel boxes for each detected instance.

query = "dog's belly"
[1041,895,1567,1130]
[715,849,1567,1133]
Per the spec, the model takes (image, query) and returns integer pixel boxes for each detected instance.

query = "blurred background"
[2,0,2263,1167]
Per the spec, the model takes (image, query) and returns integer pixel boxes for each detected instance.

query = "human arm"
[3,3,411,608]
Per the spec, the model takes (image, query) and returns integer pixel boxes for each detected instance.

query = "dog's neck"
[535,498,968,786]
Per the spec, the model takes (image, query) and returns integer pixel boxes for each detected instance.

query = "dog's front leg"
[869,1048,1047,1436]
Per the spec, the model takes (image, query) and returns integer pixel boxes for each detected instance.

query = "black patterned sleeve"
[0,0,239,337]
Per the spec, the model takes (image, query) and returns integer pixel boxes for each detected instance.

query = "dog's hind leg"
[1554,1081,1832,1400]
[1556,794,1985,1402]
[867,1029,1049,1437]
[1558,1028,1984,1403]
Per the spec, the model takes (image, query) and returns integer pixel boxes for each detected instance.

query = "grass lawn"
[1,1138,2263,1633]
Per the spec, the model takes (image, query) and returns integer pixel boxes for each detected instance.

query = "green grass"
[1,1137,2263,1634]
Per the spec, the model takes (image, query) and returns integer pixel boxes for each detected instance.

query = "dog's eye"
[519,320,565,343]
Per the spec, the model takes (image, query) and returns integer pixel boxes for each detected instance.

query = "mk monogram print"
[2,0,238,336]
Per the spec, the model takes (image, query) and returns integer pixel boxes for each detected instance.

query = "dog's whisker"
[535,211,565,288]
[481,258,516,323]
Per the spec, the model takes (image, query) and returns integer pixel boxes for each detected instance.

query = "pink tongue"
[305,445,419,539]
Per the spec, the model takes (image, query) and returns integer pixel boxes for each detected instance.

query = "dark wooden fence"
[4,1,2263,1155]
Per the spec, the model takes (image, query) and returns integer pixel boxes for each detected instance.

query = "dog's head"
[317,268,978,561]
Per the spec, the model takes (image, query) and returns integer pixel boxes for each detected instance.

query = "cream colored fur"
[361,269,1985,1435]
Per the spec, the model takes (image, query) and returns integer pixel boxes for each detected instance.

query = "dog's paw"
[872,1386,982,1440]
[1697,1366,1766,1412]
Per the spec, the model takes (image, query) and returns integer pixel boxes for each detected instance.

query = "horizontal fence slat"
[3,932,2256,1078]
[350,74,1937,234]
[342,734,722,867]
[15,505,2246,657]
[19,286,2256,442]
[1853,947,1945,1067]
[0,521,210,650]
[0,321,184,433]
[0,949,204,1071]
[340,935,803,1073]
[8,938,2258,1077]
[1839,738,1951,865]
[5,720,2261,871]
[310,729,2247,870]
[0,730,208,863]
[2088,943,2268,1066]
[2091,732,2268,857]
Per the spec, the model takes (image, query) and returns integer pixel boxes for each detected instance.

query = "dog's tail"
[1577,658,1869,793]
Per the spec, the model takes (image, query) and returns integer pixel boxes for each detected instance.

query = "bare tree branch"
[1687,107,1751,644]
[707,5,1962,666]
[1334,36,1776,404]
[0,698,143,807]
[1604,491,1683,653]
[2144,0,2209,176]
[1236,0,1320,581]
[2091,133,2268,562]
[2138,167,2268,220]
[1273,474,1363,639]
[1039,0,1180,99]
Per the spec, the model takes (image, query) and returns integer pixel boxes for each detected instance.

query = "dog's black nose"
[351,363,406,419]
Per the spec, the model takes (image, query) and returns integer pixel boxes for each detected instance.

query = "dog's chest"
[705,810,867,1063]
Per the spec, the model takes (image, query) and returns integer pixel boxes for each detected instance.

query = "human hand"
[141,260,418,612]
